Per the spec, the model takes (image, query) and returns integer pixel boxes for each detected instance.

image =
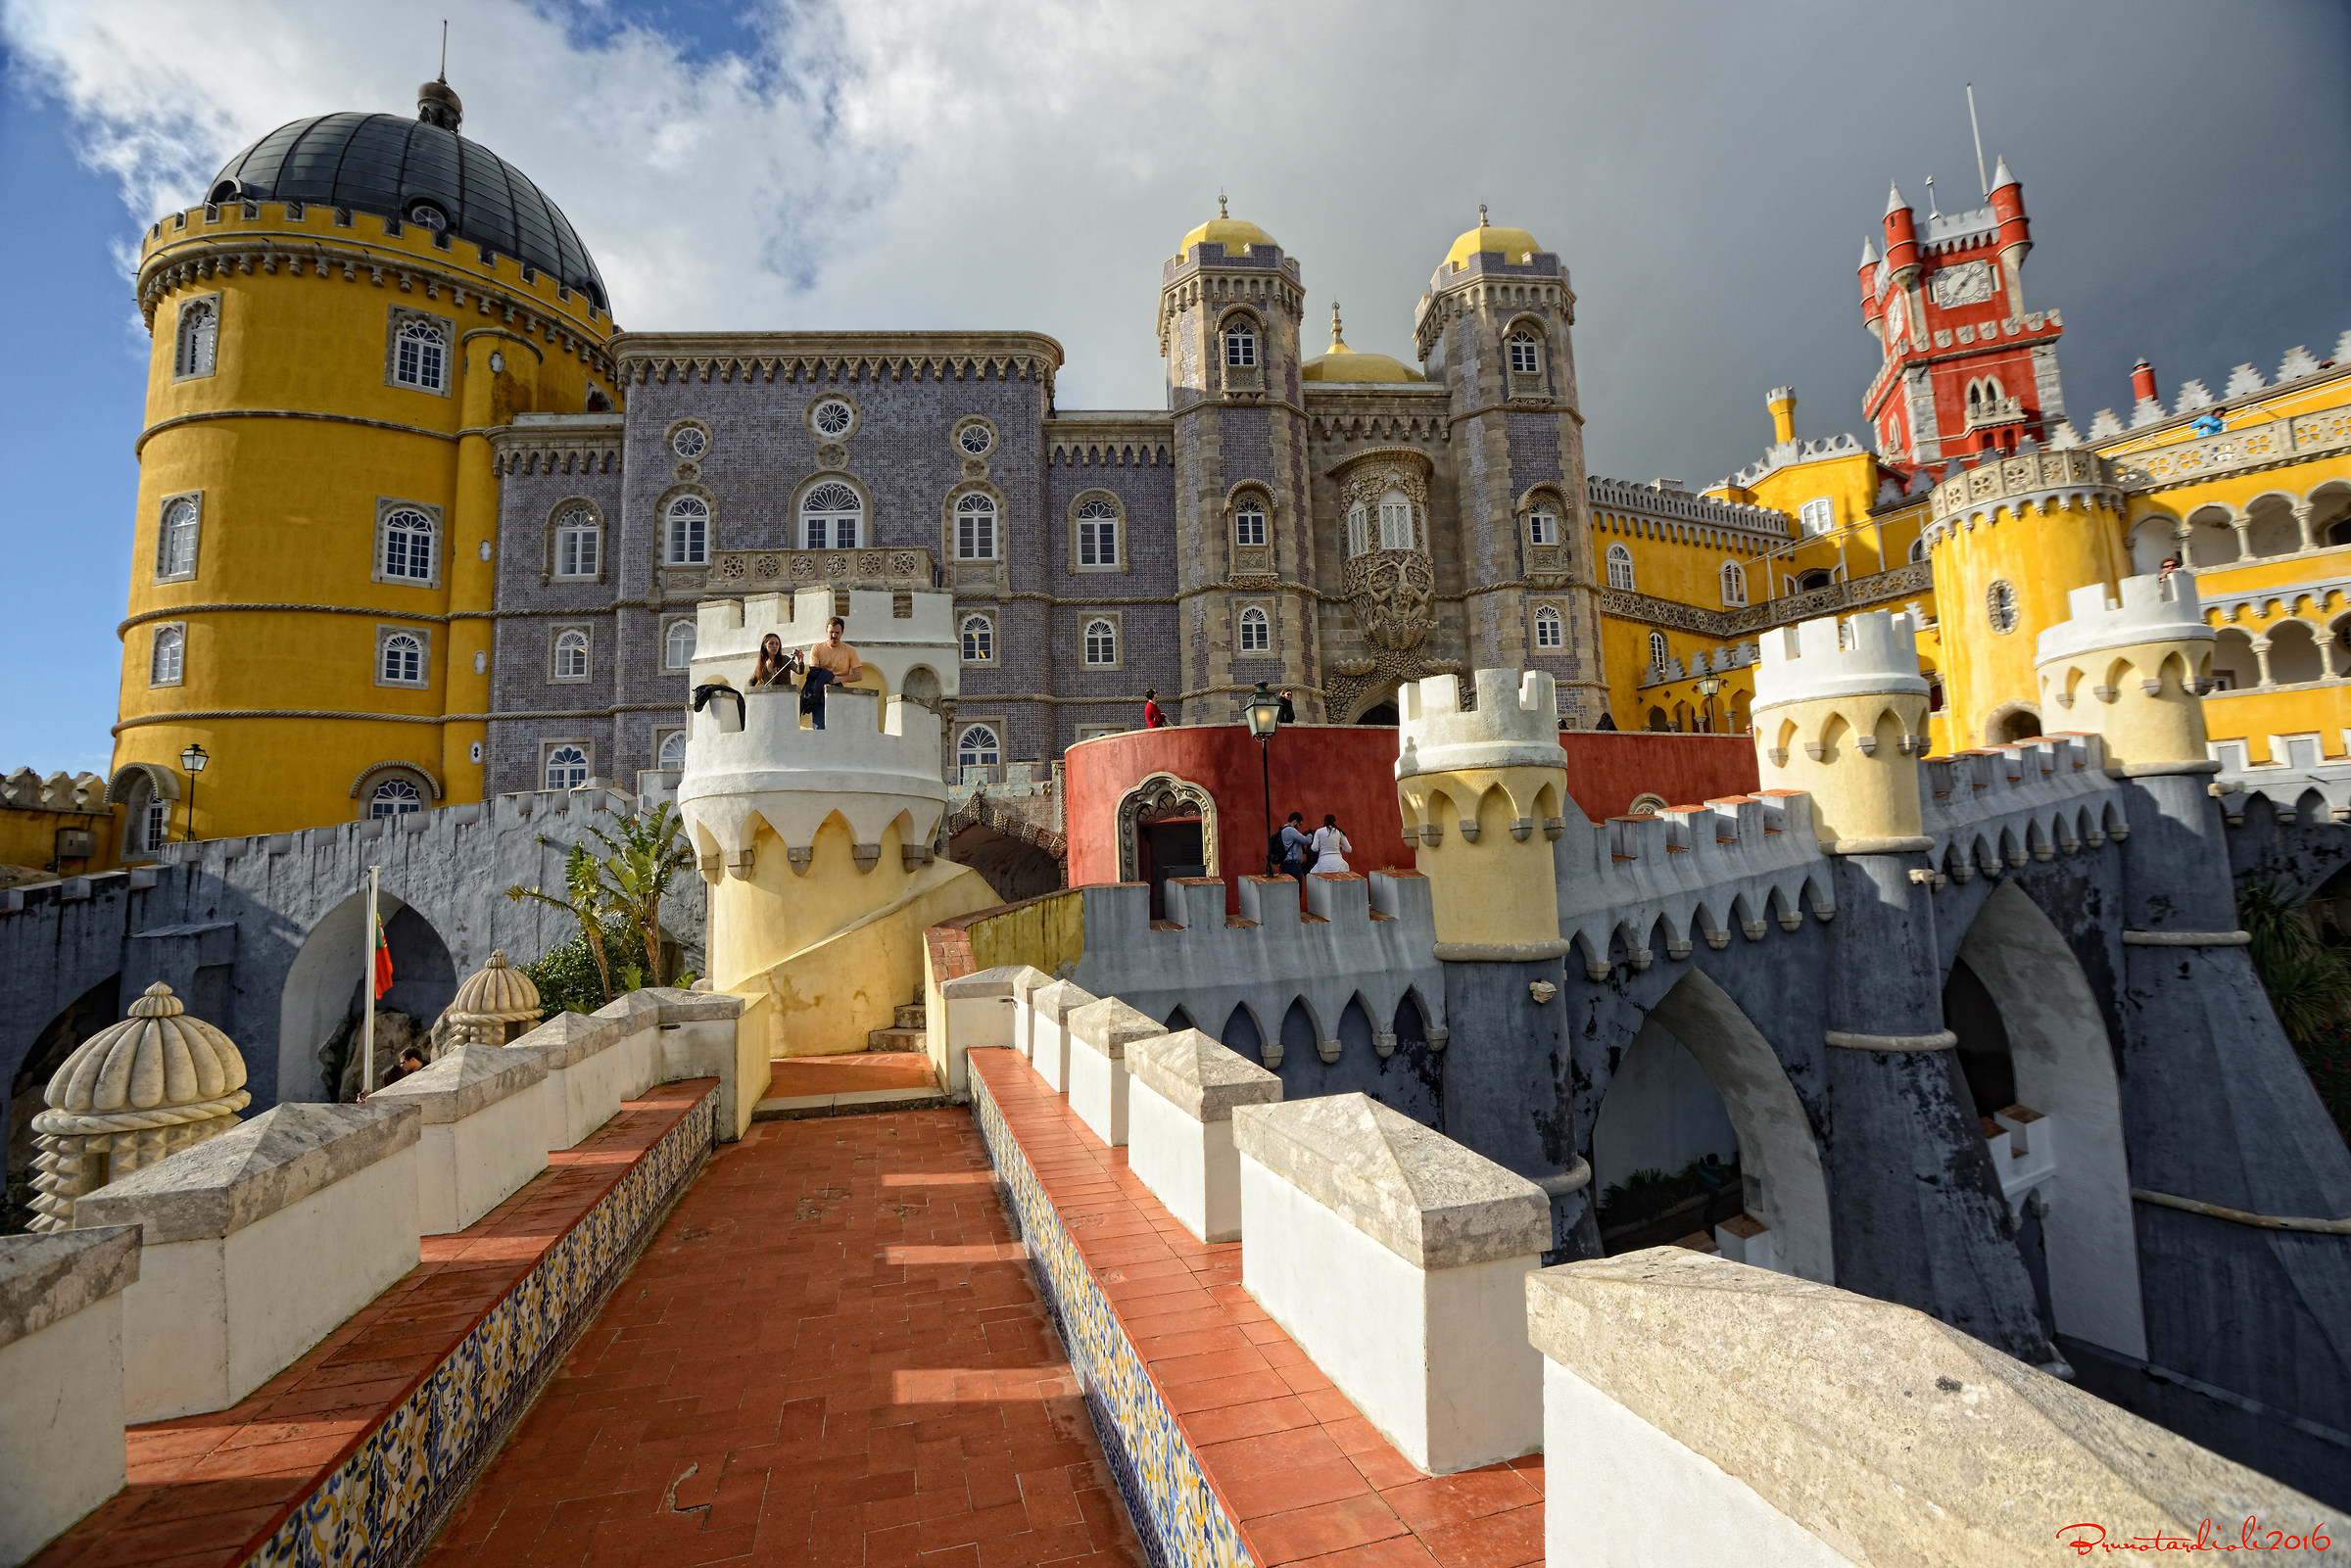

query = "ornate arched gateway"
[1115,772,1219,884]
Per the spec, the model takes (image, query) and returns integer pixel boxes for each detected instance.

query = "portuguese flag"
[372,915,395,1000]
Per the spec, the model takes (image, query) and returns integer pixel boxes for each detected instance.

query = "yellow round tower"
[2034,572,2218,774]
[1750,608,1934,851]
[110,79,619,850]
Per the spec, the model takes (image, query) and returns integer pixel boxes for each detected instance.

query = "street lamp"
[178,742,209,841]
[1245,683,1283,875]
[1696,674,1722,736]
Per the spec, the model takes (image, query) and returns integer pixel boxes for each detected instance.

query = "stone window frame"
[664,417,713,464]
[349,760,442,824]
[654,728,689,770]
[551,624,594,683]
[172,292,221,381]
[1607,542,1635,591]
[1217,306,1265,393]
[955,719,1006,772]
[1798,497,1835,537]
[959,611,996,665]
[1720,559,1749,606]
[384,306,456,397]
[372,497,445,590]
[1503,313,1550,396]
[1080,611,1124,671]
[1069,489,1128,574]
[376,624,432,689]
[1237,602,1272,653]
[952,414,999,459]
[805,392,862,443]
[155,490,204,584]
[662,615,697,671]
[1532,604,1564,649]
[1647,630,1669,671]
[148,622,186,689]
[545,497,605,585]
[1224,482,1275,566]
[655,483,717,568]
[1516,483,1570,568]
[541,739,594,791]
[943,479,1005,562]
[794,473,869,551]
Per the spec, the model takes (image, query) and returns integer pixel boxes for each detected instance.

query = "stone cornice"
[1046,416,1174,468]
[614,332,1064,401]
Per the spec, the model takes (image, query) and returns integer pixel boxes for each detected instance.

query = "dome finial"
[1328,302,1347,353]
[1218,189,1228,218]
[418,24,463,135]
[1478,202,1488,228]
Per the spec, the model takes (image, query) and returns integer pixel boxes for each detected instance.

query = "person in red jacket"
[1143,689,1169,729]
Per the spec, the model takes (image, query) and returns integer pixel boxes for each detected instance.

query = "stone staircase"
[868,1001,927,1054]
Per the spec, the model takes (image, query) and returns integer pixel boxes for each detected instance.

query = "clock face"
[1932,260,1995,308]
[1884,290,1907,341]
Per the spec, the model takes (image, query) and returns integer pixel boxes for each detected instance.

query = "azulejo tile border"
[242,1087,720,1568]
[970,1064,1252,1568]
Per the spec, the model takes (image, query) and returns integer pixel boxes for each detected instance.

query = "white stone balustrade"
[1011,967,1055,1062]
[368,1044,552,1235]
[1029,980,1095,1093]
[1527,1248,2336,1567]
[938,966,1042,1097]
[1127,1029,1282,1243]
[76,1103,422,1423]
[1065,997,1163,1147]
[0,1227,140,1567]
[1232,1093,1549,1474]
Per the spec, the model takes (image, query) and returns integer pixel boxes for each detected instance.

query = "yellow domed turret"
[1301,303,1426,384]
[1443,204,1543,271]
[1177,193,1276,259]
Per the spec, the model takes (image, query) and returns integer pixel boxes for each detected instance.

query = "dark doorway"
[1797,569,1834,592]
[1999,710,2043,742]
[8,974,121,1233]
[1140,817,1204,919]
[1356,703,1400,726]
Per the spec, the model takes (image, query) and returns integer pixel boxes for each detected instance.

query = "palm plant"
[584,802,696,989]
[2239,877,2351,1045]
[507,843,618,1005]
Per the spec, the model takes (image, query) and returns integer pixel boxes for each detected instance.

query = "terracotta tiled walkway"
[764,1053,938,1097]
[425,1109,1143,1567]
[31,1082,715,1568]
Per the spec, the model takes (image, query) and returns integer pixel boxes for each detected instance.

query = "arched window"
[1224,322,1257,367]
[1648,631,1669,670]
[553,506,600,580]
[136,784,169,854]
[1077,498,1120,566]
[554,629,590,680]
[369,779,424,819]
[658,730,689,769]
[175,299,217,378]
[1239,606,1270,651]
[381,507,435,583]
[802,482,860,550]
[1720,560,1748,606]
[157,497,200,579]
[1527,506,1559,546]
[665,496,710,564]
[957,725,1001,769]
[1533,606,1562,648]
[393,316,448,391]
[1378,489,1415,551]
[381,633,424,684]
[664,619,696,670]
[1509,329,1541,376]
[1799,498,1834,536]
[960,614,994,663]
[150,625,184,686]
[1607,543,1635,590]
[1346,502,1369,557]
[544,744,589,790]
[1083,618,1118,666]
[1908,536,1928,563]
[1234,500,1267,547]
[955,492,997,559]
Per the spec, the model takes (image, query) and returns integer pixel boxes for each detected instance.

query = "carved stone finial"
[1218,190,1228,218]
[1328,302,1346,352]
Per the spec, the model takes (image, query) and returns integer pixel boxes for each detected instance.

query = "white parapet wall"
[511,1010,642,1151]
[939,966,1044,1096]
[0,1226,140,1568]
[1065,997,1164,1148]
[368,1044,551,1235]
[643,991,764,1139]
[1030,980,1095,1094]
[76,1103,422,1424]
[1012,967,1055,1062]
[1127,1029,1282,1243]
[1526,1248,2340,1567]
[1232,1093,1549,1474]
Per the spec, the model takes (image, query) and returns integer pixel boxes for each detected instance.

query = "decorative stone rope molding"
[2132,1187,2351,1235]
[2121,929,2252,946]
[1824,1028,1961,1052]
[136,407,458,457]
[113,702,691,735]
[118,602,450,636]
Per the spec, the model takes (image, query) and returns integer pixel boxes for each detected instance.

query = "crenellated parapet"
[1397,670,1571,960]
[2034,573,2217,775]
[1751,609,1933,851]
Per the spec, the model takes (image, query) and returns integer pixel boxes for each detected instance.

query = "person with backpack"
[1275,812,1312,879]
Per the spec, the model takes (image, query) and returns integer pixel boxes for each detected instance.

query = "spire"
[1991,154,2017,190]
[1328,302,1349,354]
[1924,175,1939,218]
[1217,190,1227,218]
[1478,202,1489,228]
[1885,182,1908,216]
[1859,237,1879,267]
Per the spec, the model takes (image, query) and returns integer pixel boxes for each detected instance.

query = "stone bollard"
[0,1227,141,1566]
[1065,997,1165,1148]
[940,965,1045,1094]
[1233,1093,1548,1473]
[1029,980,1095,1094]
[367,1044,552,1234]
[1127,1030,1281,1242]
[1010,967,1055,1062]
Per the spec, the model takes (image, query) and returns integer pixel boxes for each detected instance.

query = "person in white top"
[1309,814,1352,874]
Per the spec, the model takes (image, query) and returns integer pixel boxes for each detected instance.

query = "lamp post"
[1244,682,1283,876]
[178,742,209,841]
[1696,674,1722,736]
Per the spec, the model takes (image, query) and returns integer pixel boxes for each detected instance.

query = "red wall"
[1066,726,1415,909]
[1560,732,1759,821]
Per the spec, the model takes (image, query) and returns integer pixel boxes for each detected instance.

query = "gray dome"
[209,107,607,311]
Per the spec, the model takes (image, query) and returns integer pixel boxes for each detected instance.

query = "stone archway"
[1114,773,1219,884]
[275,891,456,1104]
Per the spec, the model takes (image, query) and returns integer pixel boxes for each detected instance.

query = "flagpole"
[363,865,380,1095]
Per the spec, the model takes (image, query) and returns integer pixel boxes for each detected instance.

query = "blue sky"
[2,0,2346,774]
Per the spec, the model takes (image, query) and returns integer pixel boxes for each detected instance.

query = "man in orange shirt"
[802,616,864,730]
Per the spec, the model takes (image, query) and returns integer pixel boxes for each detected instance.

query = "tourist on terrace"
[1309,813,1352,874]
[1143,689,1168,729]
[2158,554,2183,584]
[1278,811,1312,879]
[802,617,863,730]
[1277,688,1297,724]
[749,633,796,689]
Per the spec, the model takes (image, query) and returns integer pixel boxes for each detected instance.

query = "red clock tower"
[1859,159,2066,467]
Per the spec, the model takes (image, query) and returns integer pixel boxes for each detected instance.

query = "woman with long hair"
[749,633,795,688]
[1309,812,1352,874]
